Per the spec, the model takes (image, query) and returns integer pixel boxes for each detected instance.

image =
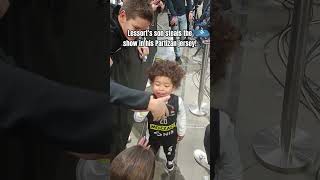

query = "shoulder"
[177,96,184,103]
[174,96,184,108]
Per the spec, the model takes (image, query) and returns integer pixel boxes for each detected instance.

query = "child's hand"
[177,135,184,141]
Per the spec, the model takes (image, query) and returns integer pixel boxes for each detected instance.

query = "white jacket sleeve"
[177,97,187,136]
[133,111,149,123]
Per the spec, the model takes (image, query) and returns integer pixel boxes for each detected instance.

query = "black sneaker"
[176,57,182,65]
[165,161,174,172]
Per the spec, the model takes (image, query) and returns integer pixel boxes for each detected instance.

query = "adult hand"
[110,57,113,67]
[137,46,149,60]
[150,0,161,11]
[188,12,193,22]
[170,16,178,26]
[137,136,151,150]
[159,1,165,11]
[147,95,170,121]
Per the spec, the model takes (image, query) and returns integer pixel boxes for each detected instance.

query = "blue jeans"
[171,14,188,58]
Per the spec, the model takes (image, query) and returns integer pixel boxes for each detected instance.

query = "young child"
[134,60,187,171]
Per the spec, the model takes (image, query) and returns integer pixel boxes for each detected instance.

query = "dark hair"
[110,145,155,180]
[212,2,242,85]
[147,60,186,88]
[121,0,154,23]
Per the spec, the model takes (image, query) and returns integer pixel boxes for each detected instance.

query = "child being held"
[134,60,187,172]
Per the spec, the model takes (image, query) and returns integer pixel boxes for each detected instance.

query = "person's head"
[147,60,186,98]
[110,145,155,180]
[212,2,242,86]
[118,0,153,41]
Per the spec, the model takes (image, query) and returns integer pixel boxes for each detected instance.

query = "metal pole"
[280,0,312,166]
[189,40,210,116]
[197,43,209,107]
[252,0,315,173]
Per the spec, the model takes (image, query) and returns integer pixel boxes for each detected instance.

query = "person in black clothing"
[109,0,169,121]
[109,0,166,157]
[0,1,166,180]
[166,0,193,64]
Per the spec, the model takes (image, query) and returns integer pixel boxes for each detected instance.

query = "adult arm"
[0,60,112,154]
[110,79,151,110]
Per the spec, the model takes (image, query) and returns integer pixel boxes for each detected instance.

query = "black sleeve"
[110,79,151,110]
[166,0,177,16]
[186,0,192,13]
[0,61,113,154]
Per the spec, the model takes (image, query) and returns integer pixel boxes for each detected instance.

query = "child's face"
[118,10,150,41]
[151,76,175,98]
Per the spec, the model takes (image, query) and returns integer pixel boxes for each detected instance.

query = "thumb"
[137,47,143,54]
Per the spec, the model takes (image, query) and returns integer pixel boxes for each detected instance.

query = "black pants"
[149,139,177,162]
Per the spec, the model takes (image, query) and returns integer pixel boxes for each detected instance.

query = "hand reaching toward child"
[138,136,151,150]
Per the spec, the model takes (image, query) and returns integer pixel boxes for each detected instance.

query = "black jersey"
[147,94,179,143]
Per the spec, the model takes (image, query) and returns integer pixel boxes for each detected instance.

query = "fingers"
[143,138,149,147]
[110,58,113,67]
[138,137,144,145]
[138,47,149,60]
[158,95,170,102]
[170,19,175,26]
[153,113,161,121]
[138,136,150,149]
[144,47,150,56]
[165,106,169,117]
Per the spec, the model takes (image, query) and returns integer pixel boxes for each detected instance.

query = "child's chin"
[156,94,168,98]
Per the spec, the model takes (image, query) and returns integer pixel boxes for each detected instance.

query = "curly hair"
[212,2,242,85]
[147,60,186,88]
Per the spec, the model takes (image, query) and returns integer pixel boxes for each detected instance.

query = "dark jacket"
[109,4,151,109]
[110,4,126,56]
[0,56,112,154]
[166,0,192,16]
[0,54,113,180]
[0,1,147,180]
[108,4,158,157]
